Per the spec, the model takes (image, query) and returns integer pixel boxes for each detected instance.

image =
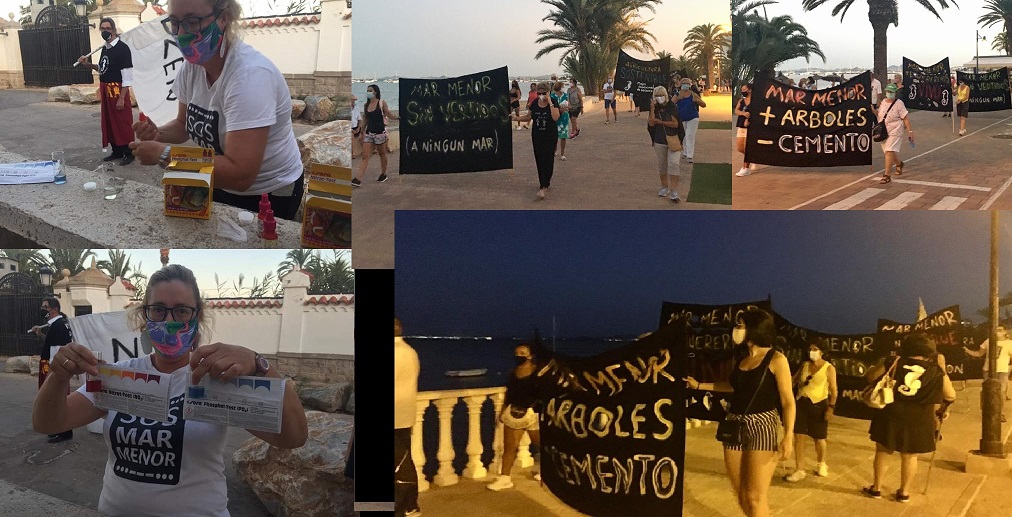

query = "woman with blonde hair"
[131,0,305,220]
[33,264,308,516]
[648,85,682,202]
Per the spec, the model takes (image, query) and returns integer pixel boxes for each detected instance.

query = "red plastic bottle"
[257,194,271,237]
[261,211,278,249]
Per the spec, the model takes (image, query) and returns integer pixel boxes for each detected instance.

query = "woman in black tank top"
[353,84,400,186]
[684,309,796,517]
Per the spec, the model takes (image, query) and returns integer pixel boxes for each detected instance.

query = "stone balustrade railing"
[413,387,713,492]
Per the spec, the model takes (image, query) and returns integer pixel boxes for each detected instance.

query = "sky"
[765,0,1002,72]
[355,0,728,78]
[395,211,1012,338]
[20,249,351,299]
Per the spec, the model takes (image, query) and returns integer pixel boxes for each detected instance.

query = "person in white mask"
[784,341,838,482]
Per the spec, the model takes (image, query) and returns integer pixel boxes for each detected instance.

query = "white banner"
[0,161,56,184]
[120,16,184,127]
[68,311,150,364]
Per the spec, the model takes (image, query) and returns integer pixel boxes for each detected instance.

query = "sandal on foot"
[880,176,891,184]
[862,486,882,499]
[896,162,904,175]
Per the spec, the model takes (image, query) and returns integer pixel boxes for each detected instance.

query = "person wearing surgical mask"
[675,78,706,164]
[684,309,796,517]
[876,83,914,184]
[130,0,306,221]
[354,84,399,186]
[784,341,837,483]
[487,343,543,491]
[511,81,561,200]
[32,264,308,516]
[648,85,682,202]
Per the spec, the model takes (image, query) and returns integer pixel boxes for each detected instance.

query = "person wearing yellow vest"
[956,79,971,136]
[784,341,838,482]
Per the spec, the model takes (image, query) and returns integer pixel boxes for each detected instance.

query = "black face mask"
[514,356,529,366]
[101,30,113,41]
[41,309,50,319]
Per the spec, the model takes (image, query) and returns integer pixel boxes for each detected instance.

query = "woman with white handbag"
[863,334,956,503]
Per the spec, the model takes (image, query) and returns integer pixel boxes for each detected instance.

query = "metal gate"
[19,5,94,87]
[0,272,46,357]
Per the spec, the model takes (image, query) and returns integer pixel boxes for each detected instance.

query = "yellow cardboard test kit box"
[301,163,351,248]
[162,146,214,219]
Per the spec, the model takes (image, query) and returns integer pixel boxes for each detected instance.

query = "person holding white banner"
[129,0,305,220]
[33,264,308,517]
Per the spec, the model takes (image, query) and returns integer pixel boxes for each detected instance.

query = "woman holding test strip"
[32,264,308,517]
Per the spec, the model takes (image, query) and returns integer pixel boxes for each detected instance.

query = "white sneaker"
[658,187,669,197]
[959,129,967,136]
[534,473,541,481]
[669,191,680,203]
[405,510,422,517]
[736,167,752,177]
[487,476,514,491]
[816,462,828,477]
[561,155,566,161]
[783,469,807,483]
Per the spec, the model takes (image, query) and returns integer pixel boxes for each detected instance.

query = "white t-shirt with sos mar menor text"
[78,354,229,517]
[175,40,303,196]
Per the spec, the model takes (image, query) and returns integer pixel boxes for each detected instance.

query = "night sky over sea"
[395,211,1009,339]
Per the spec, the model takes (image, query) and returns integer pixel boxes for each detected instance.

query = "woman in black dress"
[509,80,523,129]
[510,82,560,200]
[864,333,956,502]
[685,309,796,517]
[486,343,542,491]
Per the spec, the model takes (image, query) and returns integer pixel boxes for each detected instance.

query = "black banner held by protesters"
[877,305,980,380]
[615,50,671,96]
[535,320,686,516]
[399,66,513,174]
[745,72,874,167]
[956,68,1012,112]
[902,57,952,112]
[774,312,888,420]
[659,300,773,422]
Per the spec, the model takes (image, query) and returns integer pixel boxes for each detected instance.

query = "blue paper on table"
[0,161,57,185]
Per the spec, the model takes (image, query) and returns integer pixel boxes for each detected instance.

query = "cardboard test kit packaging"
[301,163,352,248]
[162,146,214,219]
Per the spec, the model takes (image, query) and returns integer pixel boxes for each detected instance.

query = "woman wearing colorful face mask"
[783,341,837,483]
[683,309,796,517]
[32,264,309,516]
[487,343,543,491]
[877,83,914,184]
[353,84,399,186]
[510,81,561,200]
[648,85,682,202]
[130,0,305,220]
[676,78,706,164]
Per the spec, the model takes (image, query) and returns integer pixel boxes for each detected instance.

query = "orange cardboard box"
[162,146,214,220]
[301,163,351,248]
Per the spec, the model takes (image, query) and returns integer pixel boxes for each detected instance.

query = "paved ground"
[418,381,1012,516]
[733,108,1012,210]
[0,89,316,189]
[352,95,734,269]
[0,359,271,515]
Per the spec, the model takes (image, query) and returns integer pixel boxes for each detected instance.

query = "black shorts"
[794,396,829,440]
[957,102,969,117]
[569,106,582,119]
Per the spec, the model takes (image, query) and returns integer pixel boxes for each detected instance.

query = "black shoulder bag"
[716,349,774,445]
[872,100,897,142]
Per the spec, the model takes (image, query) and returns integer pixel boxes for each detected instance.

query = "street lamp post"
[982,210,1003,456]
[976,30,987,76]
[72,0,87,19]
[38,266,53,295]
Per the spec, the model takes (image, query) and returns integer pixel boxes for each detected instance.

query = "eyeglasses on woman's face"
[161,10,221,36]
[143,304,198,322]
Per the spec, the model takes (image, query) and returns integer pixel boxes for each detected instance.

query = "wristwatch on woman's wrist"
[158,145,171,168]
[254,352,270,376]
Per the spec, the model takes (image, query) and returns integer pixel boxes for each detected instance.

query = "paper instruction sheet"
[93,364,173,422]
[183,375,285,433]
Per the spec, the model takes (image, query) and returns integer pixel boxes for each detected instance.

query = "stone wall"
[0,70,24,89]
[285,72,351,99]
[270,352,354,384]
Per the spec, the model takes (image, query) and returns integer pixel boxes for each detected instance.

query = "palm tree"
[0,249,47,280]
[277,249,321,279]
[310,251,354,295]
[98,249,143,281]
[980,0,1012,55]
[993,31,1011,55]
[683,23,730,87]
[732,0,825,89]
[672,54,702,79]
[43,249,96,282]
[801,0,958,88]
